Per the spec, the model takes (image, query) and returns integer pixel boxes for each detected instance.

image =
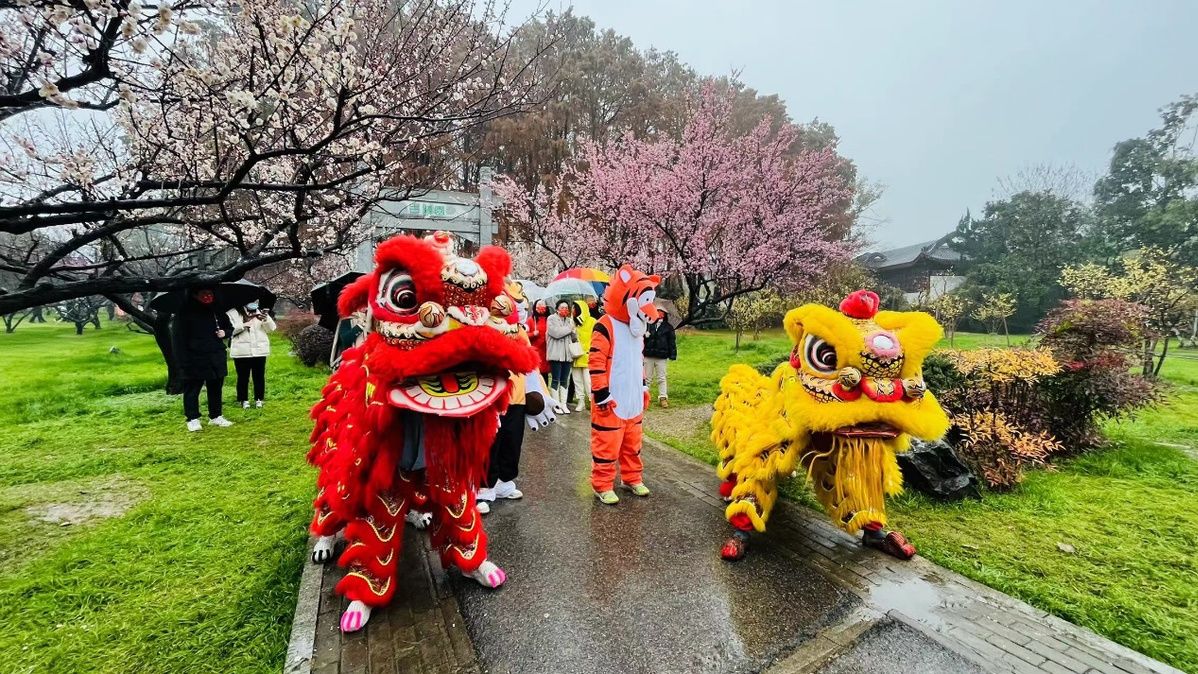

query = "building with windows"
[857,236,965,304]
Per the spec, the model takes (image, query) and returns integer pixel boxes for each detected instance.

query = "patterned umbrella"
[552,268,609,297]
[552,267,610,283]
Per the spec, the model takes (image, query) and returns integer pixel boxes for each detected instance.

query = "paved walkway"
[286,413,1185,674]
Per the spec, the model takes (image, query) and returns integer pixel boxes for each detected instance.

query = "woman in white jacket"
[227,302,276,408]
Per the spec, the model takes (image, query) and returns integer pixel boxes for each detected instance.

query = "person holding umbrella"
[172,287,235,431]
[545,299,578,413]
[227,301,276,408]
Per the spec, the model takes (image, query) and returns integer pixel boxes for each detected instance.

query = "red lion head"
[336,231,538,417]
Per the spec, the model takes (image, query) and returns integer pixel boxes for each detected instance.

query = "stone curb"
[284,538,323,674]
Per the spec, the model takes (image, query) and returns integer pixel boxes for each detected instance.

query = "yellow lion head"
[777,290,950,445]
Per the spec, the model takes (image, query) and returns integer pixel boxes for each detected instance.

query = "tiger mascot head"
[603,264,661,336]
[781,289,950,446]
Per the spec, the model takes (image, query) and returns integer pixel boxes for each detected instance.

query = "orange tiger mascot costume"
[589,265,661,503]
[307,231,539,633]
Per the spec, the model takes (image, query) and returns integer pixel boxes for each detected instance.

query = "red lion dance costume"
[307,232,539,632]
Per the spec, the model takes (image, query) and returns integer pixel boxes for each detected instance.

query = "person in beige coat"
[227,302,276,408]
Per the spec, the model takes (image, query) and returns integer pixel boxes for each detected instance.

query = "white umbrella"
[512,279,547,303]
[544,278,599,298]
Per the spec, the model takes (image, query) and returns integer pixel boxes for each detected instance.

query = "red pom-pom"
[729,512,754,531]
[839,290,880,319]
[718,480,735,498]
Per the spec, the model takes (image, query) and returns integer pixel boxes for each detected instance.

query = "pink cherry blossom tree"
[493,82,855,326]
[0,0,553,317]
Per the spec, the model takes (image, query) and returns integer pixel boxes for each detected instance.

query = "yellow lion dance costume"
[712,290,950,561]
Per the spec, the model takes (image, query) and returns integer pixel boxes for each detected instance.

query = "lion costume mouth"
[831,422,900,439]
[387,370,507,417]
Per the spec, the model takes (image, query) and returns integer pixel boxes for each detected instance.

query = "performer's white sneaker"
[208,416,233,427]
[404,510,431,530]
[476,501,490,515]
[476,487,496,502]
[186,419,202,432]
[494,480,523,500]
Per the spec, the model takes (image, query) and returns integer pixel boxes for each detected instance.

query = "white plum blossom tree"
[0,0,552,316]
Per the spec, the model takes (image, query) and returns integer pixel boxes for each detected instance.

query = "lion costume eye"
[378,271,417,315]
[803,334,838,374]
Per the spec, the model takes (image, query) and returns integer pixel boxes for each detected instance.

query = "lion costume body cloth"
[712,291,950,557]
[307,232,538,608]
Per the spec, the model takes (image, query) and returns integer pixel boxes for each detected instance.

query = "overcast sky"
[508,0,1198,249]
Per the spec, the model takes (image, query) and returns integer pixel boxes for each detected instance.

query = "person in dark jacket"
[642,308,677,408]
[172,288,235,431]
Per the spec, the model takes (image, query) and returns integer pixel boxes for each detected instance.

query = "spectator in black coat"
[172,288,235,432]
[642,308,677,408]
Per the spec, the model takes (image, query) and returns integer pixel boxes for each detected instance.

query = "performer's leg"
[590,405,623,499]
[309,484,344,565]
[399,469,432,529]
[334,486,408,632]
[427,476,505,588]
[618,416,646,494]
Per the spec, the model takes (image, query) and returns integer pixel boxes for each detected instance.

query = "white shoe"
[208,416,234,427]
[476,501,490,514]
[186,419,202,432]
[557,387,571,414]
[240,401,250,409]
[476,487,496,502]
[405,510,431,530]
[494,480,523,500]
[255,400,264,408]
[574,400,585,412]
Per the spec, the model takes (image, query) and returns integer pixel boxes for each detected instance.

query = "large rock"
[898,438,980,501]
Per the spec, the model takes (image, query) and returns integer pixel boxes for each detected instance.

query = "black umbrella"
[311,271,365,330]
[149,280,276,314]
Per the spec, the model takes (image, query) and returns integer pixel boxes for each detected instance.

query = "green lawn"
[0,319,322,674]
[647,329,1198,673]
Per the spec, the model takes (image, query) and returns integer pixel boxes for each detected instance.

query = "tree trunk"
[735,328,742,352]
[1002,318,1010,346]
[1142,338,1155,376]
[30,307,45,323]
[1154,335,1171,377]
[74,321,85,335]
[105,293,182,394]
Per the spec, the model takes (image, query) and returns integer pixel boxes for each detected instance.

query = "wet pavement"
[291,412,1187,674]
[814,620,985,674]
[452,415,858,674]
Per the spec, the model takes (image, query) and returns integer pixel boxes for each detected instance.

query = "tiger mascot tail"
[588,264,660,504]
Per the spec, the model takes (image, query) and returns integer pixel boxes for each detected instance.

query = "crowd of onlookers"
[526,296,677,412]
